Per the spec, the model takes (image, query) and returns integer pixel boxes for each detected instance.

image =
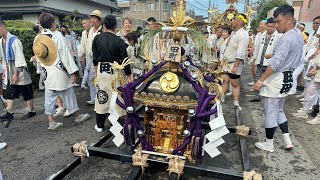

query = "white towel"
[260,72,294,98]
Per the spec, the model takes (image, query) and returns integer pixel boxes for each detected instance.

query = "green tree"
[4,20,35,29]
[62,10,82,29]
[250,0,286,30]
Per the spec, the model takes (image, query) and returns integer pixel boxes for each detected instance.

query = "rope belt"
[72,141,88,162]
[166,155,185,179]
[243,170,262,180]
[132,147,149,172]
[111,57,134,89]
[236,125,250,137]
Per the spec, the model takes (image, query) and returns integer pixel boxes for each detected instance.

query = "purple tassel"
[128,124,136,145]
[191,136,200,159]
[191,136,202,160]
[124,125,131,145]
[130,125,135,144]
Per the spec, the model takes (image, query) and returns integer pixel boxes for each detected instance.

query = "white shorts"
[45,87,79,115]
[223,61,243,75]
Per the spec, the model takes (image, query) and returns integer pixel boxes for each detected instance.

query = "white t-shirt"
[93,30,98,40]
[224,28,249,63]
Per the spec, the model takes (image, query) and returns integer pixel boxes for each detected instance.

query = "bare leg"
[57,96,63,109]
[230,79,240,102]
[48,115,54,122]
[222,75,230,94]
[26,99,35,111]
[6,99,14,112]
[74,111,80,118]
[0,75,6,104]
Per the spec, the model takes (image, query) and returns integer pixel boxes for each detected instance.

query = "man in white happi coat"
[306,17,320,55]
[254,4,304,152]
[208,26,223,53]
[247,28,255,62]
[295,16,320,96]
[84,10,103,105]
[254,20,267,54]
[79,15,92,89]
[249,17,282,102]
[304,37,320,125]
[294,16,320,95]
[248,20,267,86]
[35,13,90,130]
[0,19,36,121]
[221,13,249,108]
[292,31,320,119]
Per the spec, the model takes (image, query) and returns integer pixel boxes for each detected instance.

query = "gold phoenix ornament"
[169,0,194,28]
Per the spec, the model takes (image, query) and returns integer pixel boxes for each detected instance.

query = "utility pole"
[159,0,161,21]
[208,0,211,19]
[245,0,249,12]
[168,1,172,21]
[129,0,131,18]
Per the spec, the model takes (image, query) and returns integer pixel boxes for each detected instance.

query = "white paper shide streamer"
[109,92,124,147]
[202,101,229,158]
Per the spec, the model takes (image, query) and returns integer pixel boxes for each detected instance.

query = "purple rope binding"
[172,65,218,159]
[116,61,167,151]
[116,59,219,158]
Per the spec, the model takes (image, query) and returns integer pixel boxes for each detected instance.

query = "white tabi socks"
[283,133,293,149]
[255,139,274,152]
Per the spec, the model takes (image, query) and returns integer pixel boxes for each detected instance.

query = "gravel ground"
[1,66,320,180]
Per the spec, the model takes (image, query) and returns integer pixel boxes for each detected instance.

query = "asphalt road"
[1,66,320,180]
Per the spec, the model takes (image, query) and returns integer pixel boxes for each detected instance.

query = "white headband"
[297,23,305,28]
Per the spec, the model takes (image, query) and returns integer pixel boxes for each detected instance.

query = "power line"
[186,2,208,12]
[193,0,208,9]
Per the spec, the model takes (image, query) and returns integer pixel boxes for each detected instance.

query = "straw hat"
[33,35,57,66]
[90,10,102,20]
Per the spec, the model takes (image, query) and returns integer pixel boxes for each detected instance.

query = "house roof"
[89,0,120,11]
[118,2,130,8]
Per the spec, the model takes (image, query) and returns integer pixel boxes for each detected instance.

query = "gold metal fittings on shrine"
[227,13,234,20]
[159,72,180,93]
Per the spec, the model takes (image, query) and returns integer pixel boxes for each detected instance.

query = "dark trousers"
[96,113,109,128]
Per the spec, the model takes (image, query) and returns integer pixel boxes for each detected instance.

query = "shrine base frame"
[46,106,255,180]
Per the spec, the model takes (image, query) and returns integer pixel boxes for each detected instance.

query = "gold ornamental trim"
[133,92,197,110]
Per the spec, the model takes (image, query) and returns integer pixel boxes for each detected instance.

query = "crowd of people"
[0,4,319,157]
[205,4,319,153]
[0,9,151,150]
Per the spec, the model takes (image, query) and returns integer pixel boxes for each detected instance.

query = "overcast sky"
[117,0,247,17]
